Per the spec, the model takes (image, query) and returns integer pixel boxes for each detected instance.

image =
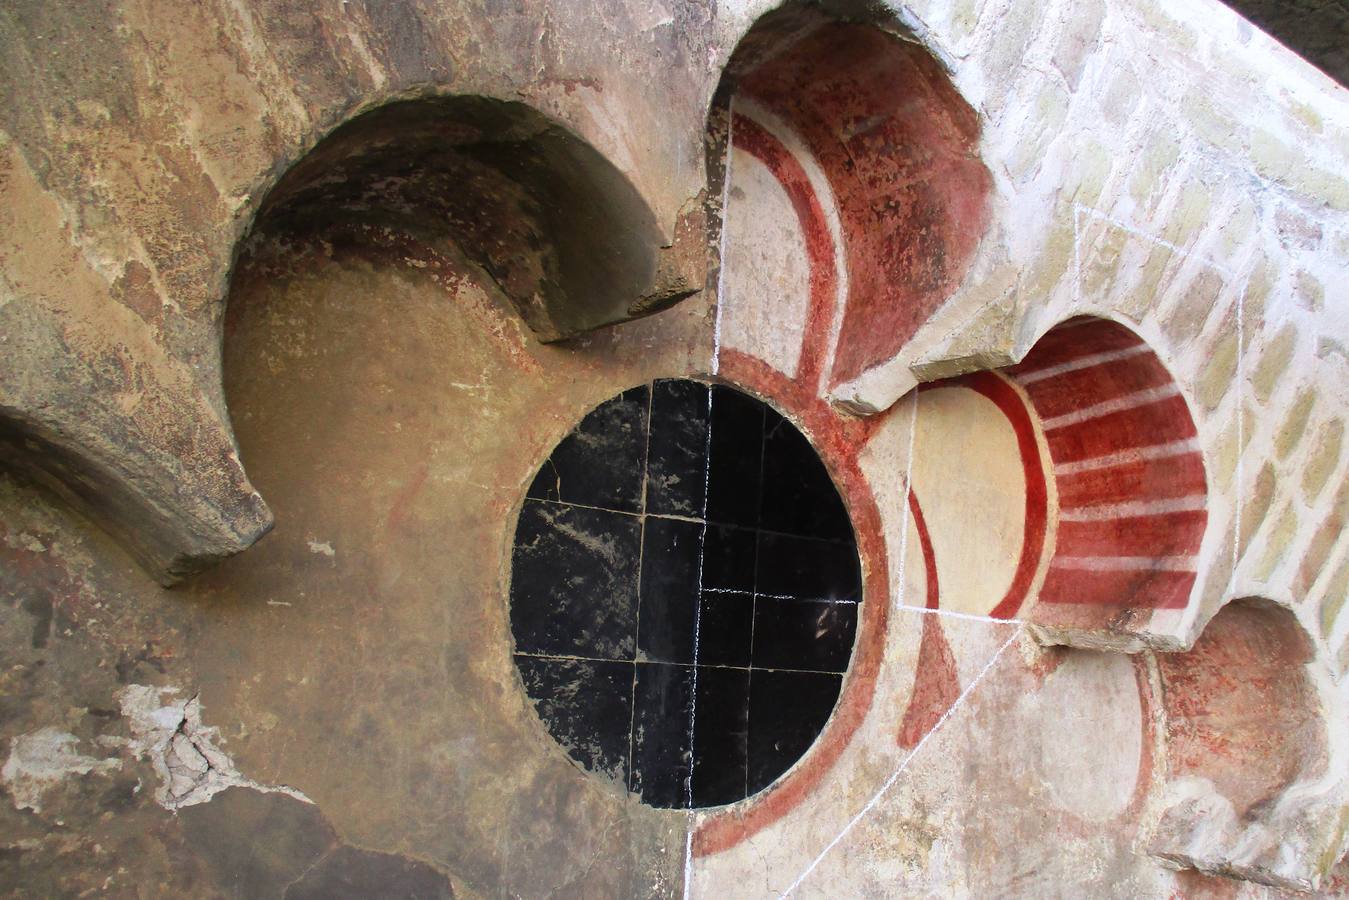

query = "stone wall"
[0,0,1345,896]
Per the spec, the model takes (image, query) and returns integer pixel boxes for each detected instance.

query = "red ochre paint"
[730,113,837,392]
[896,490,961,749]
[1006,318,1208,611]
[693,350,890,858]
[738,24,992,388]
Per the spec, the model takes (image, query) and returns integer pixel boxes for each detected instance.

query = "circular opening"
[509,378,861,808]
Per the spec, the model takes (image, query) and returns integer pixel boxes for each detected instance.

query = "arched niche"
[705,1,993,397]
[1142,598,1347,891]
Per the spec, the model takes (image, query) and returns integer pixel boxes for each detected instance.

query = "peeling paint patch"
[2,728,121,813]
[306,538,336,557]
[118,685,310,810]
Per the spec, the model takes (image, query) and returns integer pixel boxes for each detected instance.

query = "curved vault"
[1143,599,1347,892]
[0,95,702,585]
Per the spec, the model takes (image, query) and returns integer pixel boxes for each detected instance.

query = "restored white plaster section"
[2,728,122,813]
[719,147,812,379]
[731,99,852,391]
[1024,652,1141,823]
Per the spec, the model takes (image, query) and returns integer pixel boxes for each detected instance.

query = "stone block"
[1239,462,1277,559]
[1274,387,1317,460]
[1302,418,1343,503]
[1254,503,1298,582]
[1162,269,1223,346]
[1295,271,1324,312]
[1295,480,1347,596]
[1128,130,1182,206]
[1250,324,1298,404]
[1197,328,1239,411]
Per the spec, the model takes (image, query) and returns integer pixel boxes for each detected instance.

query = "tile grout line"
[780,626,1025,898]
[747,399,768,799]
[526,496,857,547]
[683,382,717,900]
[512,652,848,679]
[628,383,657,794]
[703,587,859,605]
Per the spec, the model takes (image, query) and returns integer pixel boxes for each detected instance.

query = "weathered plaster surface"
[1,0,1346,896]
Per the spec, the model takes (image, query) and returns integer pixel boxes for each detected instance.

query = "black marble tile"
[706,385,766,527]
[691,667,750,807]
[637,518,701,664]
[526,385,650,513]
[696,591,753,668]
[759,410,853,541]
[511,500,641,660]
[751,597,858,673]
[747,670,842,795]
[515,655,633,784]
[755,531,862,603]
[699,523,757,593]
[647,379,710,517]
[631,662,694,808]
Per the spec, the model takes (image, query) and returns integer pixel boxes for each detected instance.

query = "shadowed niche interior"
[237,95,694,342]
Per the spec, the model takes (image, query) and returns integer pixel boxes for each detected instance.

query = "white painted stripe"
[1016,344,1151,385]
[1058,495,1207,520]
[893,604,1023,626]
[781,628,1024,897]
[1052,438,1201,476]
[1050,556,1198,572]
[1041,384,1180,431]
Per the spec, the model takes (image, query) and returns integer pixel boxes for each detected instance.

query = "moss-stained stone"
[1318,335,1348,362]
[1133,3,1199,53]
[1254,503,1299,582]
[983,2,1046,121]
[1240,256,1275,331]
[1128,130,1182,207]
[1295,480,1347,596]
[1239,462,1277,559]
[1212,417,1240,491]
[1275,388,1317,460]
[1320,553,1349,639]
[1080,221,1131,303]
[1100,64,1141,127]
[1251,130,1349,211]
[1117,243,1178,321]
[1182,90,1246,157]
[1302,418,1344,503]
[1250,324,1298,404]
[1067,139,1113,209]
[1220,195,1259,256]
[1006,81,1071,183]
[1197,327,1240,411]
[1023,215,1077,304]
[1162,269,1223,346]
[1160,179,1216,251]
[950,0,980,42]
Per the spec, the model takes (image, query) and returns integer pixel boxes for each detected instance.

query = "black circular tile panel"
[509,379,861,809]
